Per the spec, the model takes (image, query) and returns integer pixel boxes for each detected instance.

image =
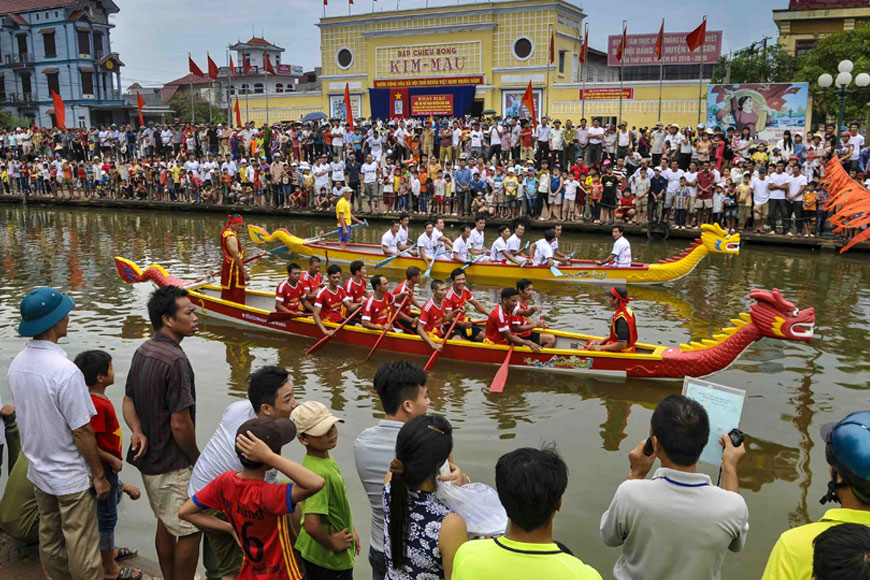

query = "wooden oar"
[461,253,488,271]
[306,308,362,355]
[422,244,443,278]
[518,240,531,268]
[365,296,410,360]
[424,314,460,371]
[550,263,564,277]
[304,220,368,243]
[489,344,514,393]
[375,245,417,269]
[183,246,289,289]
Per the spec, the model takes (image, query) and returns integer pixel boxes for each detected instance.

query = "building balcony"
[3,92,35,105]
[4,53,33,67]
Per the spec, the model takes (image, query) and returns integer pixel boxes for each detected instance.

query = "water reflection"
[1,204,868,579]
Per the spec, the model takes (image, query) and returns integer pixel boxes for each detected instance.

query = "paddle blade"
[248,224,271,244]
[423,350,439,372]
[306,335,330,355]
[550,266,564,277]
[375,254,397,269]
[489,345,514,393]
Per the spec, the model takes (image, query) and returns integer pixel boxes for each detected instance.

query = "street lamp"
[817,60,870,135]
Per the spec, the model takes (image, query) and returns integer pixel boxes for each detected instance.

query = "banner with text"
[579,88,634,100]
[411,94,454,116]
[606,31,722,67]
[376,42,482,78]
[373,75,484,88]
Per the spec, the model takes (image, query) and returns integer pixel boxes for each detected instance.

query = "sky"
[110,0,784,89]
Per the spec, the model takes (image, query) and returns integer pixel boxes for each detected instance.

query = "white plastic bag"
[435,481,508,536]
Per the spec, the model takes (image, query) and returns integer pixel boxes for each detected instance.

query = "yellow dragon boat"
[248,223,740,285]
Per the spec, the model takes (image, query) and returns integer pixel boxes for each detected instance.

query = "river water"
[1,205,868,579]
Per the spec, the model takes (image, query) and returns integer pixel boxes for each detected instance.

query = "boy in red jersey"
[342,260,370,315]
[301,257,323,304]
[179,418,325,580]
[392,266,423,332]
[443,268,488,341]
[514,278,557,348]
[360,275,402,332]
[417,279,457,352]
[313,265,353,337]
[275,263,313,316]
[484,288,542,352]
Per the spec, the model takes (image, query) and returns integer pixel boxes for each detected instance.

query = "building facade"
[774,0,870,55]
[0,0,127,127]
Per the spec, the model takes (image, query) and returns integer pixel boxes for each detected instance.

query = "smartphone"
[643,437,654,457]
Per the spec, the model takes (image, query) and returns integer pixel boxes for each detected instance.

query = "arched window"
[275,83,284,94]
[240,83,249,95]
[229,85,236,95]
[253,83,264,94]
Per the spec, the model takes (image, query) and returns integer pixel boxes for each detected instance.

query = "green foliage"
[711,43,799,84]
[167,92,226,125]
[0,109,32,129]
[793,27,870,127]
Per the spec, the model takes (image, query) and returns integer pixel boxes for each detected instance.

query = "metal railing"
[4,92,35,104]
[4,53,33,65]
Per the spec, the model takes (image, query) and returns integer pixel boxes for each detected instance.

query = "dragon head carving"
[749,288,815,341]
[700,223,741,255]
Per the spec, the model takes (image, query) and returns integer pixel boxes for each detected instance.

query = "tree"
[711,43,798,84]
[793,27,870,128]
[167,92,226,125]
[0,109,32,129]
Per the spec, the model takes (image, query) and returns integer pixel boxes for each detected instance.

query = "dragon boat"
[114,257,813,380]
[246,223,740,286]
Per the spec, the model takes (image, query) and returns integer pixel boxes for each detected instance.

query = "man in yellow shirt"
[336,186,363,250]
[452,447,602,580]
[761,410,870,580]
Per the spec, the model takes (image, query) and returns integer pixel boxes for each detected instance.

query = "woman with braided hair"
[383,415,467,579]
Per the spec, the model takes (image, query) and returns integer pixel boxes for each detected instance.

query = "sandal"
[106,567,142,580]
[115,547,138,561]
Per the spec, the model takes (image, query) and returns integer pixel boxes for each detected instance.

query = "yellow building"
[774,0,870,55]
[235,0,714,129]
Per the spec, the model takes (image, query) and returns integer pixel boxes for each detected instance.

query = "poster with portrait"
[329,94,361,121]
[706,82,810,147]
[502,89,542,121]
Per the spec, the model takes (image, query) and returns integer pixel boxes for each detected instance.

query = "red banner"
[606,31,722,67]
[579,88,634,100]
[373,75,483,88]
[389,87,410,118]
[410,94,454,116]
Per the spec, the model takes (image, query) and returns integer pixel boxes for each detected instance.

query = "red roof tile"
[0,0,76,15]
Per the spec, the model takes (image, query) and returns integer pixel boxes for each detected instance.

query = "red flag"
[234,96,242,127]
[344,83,354,131]
[263,53,276,75]
[188,55,205,77]
[323,0,327,5]
[243,56,251,75]
[616,24,627,62]
[207,53,219,80]
[51,90,65,129]
[521,80,537,128]
[136,91,146,127]
[229,54,238,78]
[655,20,664,61]
[549,32,555,64]
[579,25,589,64]
[686,17,707,52]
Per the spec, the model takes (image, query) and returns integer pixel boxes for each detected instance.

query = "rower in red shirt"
[443,268,488,342]
[416,279,457,352]
[300,256,323,306]
[220,214,249,304]
[514,278,557,348]
[312,264,352,337]
[588,286,638,352]
[275,262,313,316]
[392,266,423,332]
[360,275,398,331]
[343,260,370,315]
[484,288,542,352]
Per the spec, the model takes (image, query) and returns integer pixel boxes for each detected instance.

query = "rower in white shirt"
[532,231,557,267]
[432,216,453,251]
[490,226,523,265]
[417,222,441,259]
[506,222,527,260]
[381,221,401,255]
[597,225,632,268]
[452,224,473,262]
[397,214,412,252]
[467,215,487,256]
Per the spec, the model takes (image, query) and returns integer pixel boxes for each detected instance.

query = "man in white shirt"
[767,161,791,234]
[329,153,345,187]
[452,224,473,262]
[649,122,667,166]
[576,118,590,165]
[750,167,771,233]
[381,221,401,255]
[532,229,561,267]
[597,225,632,268]
[8,287,108,579]
[469,123,484,160]
[847,122,865,172]
[490,225,521,264]
[188,366,297,579]
[786,164,808,237]
[313,154,331,196]
[506,222,525,260]
[600,394,748,580]
[587,118,605,166]
[432,217,453,251]
[467,215,487,256]
[397,214,412,253]
[616,121,632,159]
[361,153,381,213]
[683,161,699,226]
[366,130,385,164]
[416,222,441,259]
[535,118,552,167]
[662,160,685,223]
[549,119,565,168]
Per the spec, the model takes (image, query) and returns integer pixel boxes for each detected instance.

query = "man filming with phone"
[599,394,749,580]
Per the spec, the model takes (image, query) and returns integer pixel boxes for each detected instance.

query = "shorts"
[444,321,483,340]
[664,190,675,209]
[635,196,648,212]
[142,467,199,537]
[524,332,541,345]
[695,198,713,210]
[394,315,418,333]
[364,182,380,201]
[202,509,244,577]
[753,202,769,224]
[549,194,562,206]
[507,196,519,208]
[339,226,352,243]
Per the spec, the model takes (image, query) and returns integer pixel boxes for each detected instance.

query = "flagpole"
[618,21,625,124]
[657,19,664,123]
[189,53,195,124]
[265,67,270,125]
[546,23,552,118]
[226,48,232,125]
[697,15,707,125]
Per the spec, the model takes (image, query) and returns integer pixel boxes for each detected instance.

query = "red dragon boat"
[114,257,814,380]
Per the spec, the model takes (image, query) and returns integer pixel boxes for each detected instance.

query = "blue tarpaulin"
[368,85,476,119]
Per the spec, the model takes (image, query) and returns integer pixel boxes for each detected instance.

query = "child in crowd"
[674,176,690,229]
[291,401,358,580]
[179,417,326,579]
[712,184,726,226]
[563,172,578,221]
[316,186,332,211]
[724,182,739,233]
[737,172,753,231]
[73,350,141,580]
[397,173,409,212]
[634,170,650,225]
[433,170,447,215]
[589,174,603,224]
[803,180,819,237]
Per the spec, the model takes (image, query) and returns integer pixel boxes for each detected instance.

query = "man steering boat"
[220,214,249,304]
[587,286,638,352]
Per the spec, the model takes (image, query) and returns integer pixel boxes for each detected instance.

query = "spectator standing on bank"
[811,523,870,580]
[453,445,603,580]
[599,394,749,580]
[8,287,108,580]
[123,286,201,580]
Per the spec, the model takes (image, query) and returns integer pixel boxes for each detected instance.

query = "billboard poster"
[706,83,809,146]
[502,89,541,120]
[579,88,634,100]
[410,94,454,116]
[329,94,361,120]
[606,31,722,67]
